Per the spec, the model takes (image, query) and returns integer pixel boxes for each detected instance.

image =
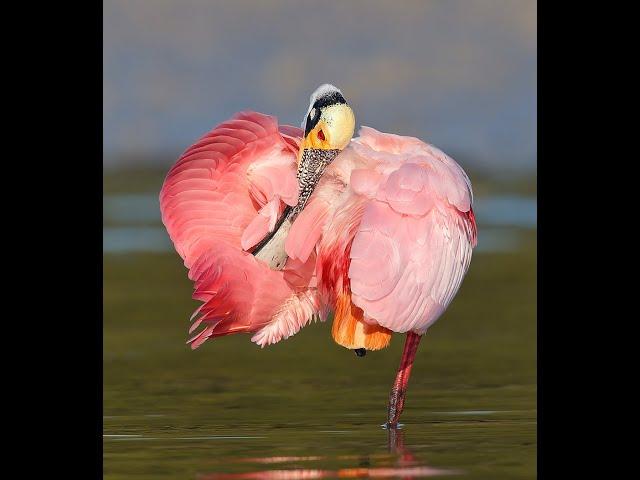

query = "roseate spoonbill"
[159,84,477,427]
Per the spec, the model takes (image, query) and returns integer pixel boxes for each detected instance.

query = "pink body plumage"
[160,111,476,350]
[290,126,477,336]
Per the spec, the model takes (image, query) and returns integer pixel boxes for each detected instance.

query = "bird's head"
[301,84,355,152]
[292,85,355,216]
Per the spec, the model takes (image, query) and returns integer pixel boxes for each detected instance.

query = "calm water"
[104,235,536,478]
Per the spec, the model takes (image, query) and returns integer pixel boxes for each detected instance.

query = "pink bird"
[160,84,477,427]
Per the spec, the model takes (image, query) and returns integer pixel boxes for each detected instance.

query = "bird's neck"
[252,148,340,270]
[292,148,340,217]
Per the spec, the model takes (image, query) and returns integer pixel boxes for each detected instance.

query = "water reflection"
[197,430,459,479]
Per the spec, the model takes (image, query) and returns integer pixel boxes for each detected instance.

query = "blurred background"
[104,1,536,478]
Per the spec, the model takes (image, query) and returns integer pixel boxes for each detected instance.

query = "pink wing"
[160,112,318,348]
[315,126,477,334]
[160,111,300,268]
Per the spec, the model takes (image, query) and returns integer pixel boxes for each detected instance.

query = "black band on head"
[313,91,347,110]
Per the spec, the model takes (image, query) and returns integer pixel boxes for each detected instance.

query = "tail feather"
[332,291,392,350]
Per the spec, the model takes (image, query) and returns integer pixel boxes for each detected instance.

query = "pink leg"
[386,332,422,428]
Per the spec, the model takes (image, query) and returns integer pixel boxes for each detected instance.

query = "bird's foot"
[354,348,366,357]
[382,421,404,430]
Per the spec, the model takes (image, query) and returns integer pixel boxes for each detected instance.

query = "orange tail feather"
[332,292,392,350]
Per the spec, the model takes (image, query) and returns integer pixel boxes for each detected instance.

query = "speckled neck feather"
[293,148,341,217]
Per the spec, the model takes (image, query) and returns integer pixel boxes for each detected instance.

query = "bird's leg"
[386,332,422,428]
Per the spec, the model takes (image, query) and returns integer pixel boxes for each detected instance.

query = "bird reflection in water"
[197,430,459,479]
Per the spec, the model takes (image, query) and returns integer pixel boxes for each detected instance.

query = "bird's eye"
[309,108,317,122]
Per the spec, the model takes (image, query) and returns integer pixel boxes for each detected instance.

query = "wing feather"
[159,111,300,269]
[159,112,324,350]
